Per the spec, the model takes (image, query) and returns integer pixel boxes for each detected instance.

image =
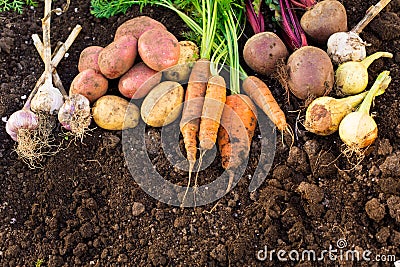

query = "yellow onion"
[335,52,393,95]
[304,92,367,136]
[339,71,391,149]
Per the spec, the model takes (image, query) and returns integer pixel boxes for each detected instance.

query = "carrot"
[199,75,227,150]
[179,59,211,163]
[179,0,220,207]
[242,75,293,144]
[179,59,211,207]
[218,94,257,170]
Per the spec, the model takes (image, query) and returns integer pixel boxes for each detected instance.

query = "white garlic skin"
[58,94,91,131]
[327,32,367,65]
[6,109,39,141]
[31,83,64,115]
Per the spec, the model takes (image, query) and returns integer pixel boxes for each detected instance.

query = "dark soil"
[1,0,400,266]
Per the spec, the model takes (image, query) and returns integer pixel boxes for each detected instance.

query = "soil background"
[1,0,400,266]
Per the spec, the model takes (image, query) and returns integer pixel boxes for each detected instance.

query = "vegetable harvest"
[339,71,391,151]
[304,92,368,136]
[335,51,393,95]
[6,0,86,166]
[327,0,392,64]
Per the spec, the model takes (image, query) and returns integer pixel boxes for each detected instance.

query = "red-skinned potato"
[78,46,103,72]
[300,0,347,44]
[138,29,180,72]
[70,68,108,103]
[118,62,162,99]
[114,16,166,40]
[287,46,334,100]
[98,35,138,79]
[243,32,288,76]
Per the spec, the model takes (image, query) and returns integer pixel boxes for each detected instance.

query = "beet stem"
[279,0,308,49]
[245,0,265,34]
[290,0,316,8]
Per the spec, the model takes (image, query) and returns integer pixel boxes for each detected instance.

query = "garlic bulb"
[6,109,39,141]
[58,94,91,132]
[327,31,367,65]
[31,82,64,114]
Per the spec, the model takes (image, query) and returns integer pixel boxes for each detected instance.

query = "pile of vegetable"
[5,0,394,187]
[5,0,90,167]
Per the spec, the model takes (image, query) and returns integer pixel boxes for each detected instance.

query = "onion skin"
[287,46,334,100]
[335,62,368,95]
[338,112,377,149]
[335,52,393,95]
[305,92,367,136]
[338,71,391,150]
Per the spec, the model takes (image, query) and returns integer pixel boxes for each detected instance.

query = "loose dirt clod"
[365,198,386,222]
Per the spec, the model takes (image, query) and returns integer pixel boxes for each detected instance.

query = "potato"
[243,32,288,76]
[92,95,139,130]
[287,46,334,100]
[118,62,162,99]
[163,40,199,83]
[70,68,108,103]
[114,16,166,40]
[78,46,103,72]
[98,35,138,79]
[138,29,180,72]
[141,81,184,127]
[300,0,347,44]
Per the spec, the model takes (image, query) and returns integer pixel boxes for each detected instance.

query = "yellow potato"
[163,41,199,83]
[92,95,139,130]
[141,81,184,127]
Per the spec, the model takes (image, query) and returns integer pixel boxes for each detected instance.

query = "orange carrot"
[179,59,211,164]
[199,75,227,150]
[242,75,288,132]
[218,94,257,170]
[180,59,211,207]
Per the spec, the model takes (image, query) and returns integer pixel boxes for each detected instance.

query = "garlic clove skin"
[339,111,378,149]
[6,109,39,141]
[31,83,64,115]
[327,31,367,65]
[58,94,91,132]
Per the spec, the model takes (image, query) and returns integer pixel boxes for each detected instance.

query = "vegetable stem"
[245,0,265,33]
[25,25,82,109]
[42,0,52,84]
[32,35,67,96]
[289,0,316,8]
[351,0,391,34]
[361,51,393,68]
[337,91,368,106]
[279,0,308,49]
[358,70,391,114]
